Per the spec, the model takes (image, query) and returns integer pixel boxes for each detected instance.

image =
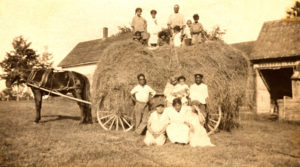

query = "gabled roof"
[250,19,300,61]
[58,33,131,68]
[231,41,255,56]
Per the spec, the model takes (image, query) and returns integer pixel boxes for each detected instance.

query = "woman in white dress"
[165,98,191,144]
[185,106,215,147]
[144,104,169,146]
[148,10,160,48]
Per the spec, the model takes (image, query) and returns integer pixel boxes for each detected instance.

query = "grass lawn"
[0,99,299,167]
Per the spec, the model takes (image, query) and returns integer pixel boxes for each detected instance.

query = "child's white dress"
[144,111,169,146]
[148,17,160,45]
[173,33,182,47]
[173,84,189,105]
[185,110,215,147]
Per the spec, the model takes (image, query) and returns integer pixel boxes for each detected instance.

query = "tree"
[0,36,40,73]
[39,46,54,68]
[207,25,226,41]
[286,1,300,18]
[0,36,51,100]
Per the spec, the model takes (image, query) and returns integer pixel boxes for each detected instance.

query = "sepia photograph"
[0,0,299,166]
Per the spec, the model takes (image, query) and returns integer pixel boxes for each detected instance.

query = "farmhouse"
[249,19,300,121]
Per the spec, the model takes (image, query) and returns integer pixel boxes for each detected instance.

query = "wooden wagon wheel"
[207,106,222,136]
[96,90,134,132]
[193,105,222,136]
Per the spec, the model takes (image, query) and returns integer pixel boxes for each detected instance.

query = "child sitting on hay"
[144,103,169,146]
[172,26,183,47]
[130,74,156,134]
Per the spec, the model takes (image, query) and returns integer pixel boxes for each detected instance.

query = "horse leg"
[72,89,86,124]
[85,105,92,124]
[32,89,42,123]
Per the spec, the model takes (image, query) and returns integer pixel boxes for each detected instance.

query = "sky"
[0,0,295,69]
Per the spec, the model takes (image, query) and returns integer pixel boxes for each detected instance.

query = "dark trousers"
[133,102,148,134]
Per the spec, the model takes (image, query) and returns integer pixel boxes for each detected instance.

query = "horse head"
[5,70,28,88]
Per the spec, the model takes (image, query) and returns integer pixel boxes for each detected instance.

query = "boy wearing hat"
[189,74,208,116]
[144,103,169,146]
[131,74,156,134]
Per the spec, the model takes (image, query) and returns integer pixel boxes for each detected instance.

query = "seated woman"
[144,103,169,146]
[165,98,190,144]
[185,105,215,147]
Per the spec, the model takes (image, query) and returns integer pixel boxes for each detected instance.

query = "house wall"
[255,69,271,113]
[278,97,300,121]
[61,64,97,85]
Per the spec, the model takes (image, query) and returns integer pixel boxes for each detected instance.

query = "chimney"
[103,27,108,39]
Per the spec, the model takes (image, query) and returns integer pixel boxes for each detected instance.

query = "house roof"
[231,41,255,56]
[58,33,131,68]
[250,19,300,61]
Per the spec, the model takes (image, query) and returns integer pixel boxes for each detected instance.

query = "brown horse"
[5,69,92,124]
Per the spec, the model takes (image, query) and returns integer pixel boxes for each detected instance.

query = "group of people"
[130,73,214,147]
[131,4,205,48]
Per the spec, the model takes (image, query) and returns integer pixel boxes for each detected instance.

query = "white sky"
[0,0,295,69]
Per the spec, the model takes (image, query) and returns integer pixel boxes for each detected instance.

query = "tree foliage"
[39,46,54,68]
[286,1,300,18]
[0,36,52,84]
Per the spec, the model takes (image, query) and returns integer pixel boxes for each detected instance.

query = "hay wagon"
[95,92,222,135]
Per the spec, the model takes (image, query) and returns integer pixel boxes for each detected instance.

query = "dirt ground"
[0,98,300,167]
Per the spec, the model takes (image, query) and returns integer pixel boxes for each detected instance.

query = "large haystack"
[92,38,248,131]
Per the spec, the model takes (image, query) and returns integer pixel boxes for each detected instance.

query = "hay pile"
[92,38,248,131]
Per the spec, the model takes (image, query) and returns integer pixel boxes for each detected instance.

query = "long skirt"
[166,123,189,144]
[144,131,166,146]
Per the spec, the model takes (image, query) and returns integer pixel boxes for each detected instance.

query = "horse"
[5,69,92,124]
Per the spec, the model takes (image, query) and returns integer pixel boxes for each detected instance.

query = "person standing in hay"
[189,74,208,120]
[130,74,156,134]
[190,14,205,44]
[147,9,161,49]
[131,7,148,45]
[167,4,186,34]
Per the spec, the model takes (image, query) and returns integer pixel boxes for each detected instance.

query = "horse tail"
[81,75,91,103]
[82,74,93,123]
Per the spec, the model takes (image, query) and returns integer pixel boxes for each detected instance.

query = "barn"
[249,19,300,121]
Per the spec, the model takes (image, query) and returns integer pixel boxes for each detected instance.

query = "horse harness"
[27,69,77,92]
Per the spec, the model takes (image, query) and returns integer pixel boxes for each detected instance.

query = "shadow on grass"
[40,115,81,123]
